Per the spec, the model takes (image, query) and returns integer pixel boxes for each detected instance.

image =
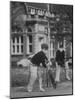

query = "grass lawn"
[10,66,72,87]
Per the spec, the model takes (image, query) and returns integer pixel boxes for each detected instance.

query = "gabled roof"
[11,1,73,24]
[26,2,47,10]
[26,2,73,23]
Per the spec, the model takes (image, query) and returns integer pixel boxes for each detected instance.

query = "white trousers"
[55,62,61,82]
[55,62,70,82]
[27,64,43,92]
[65,61,70,80]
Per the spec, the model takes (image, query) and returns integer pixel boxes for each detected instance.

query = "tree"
[10,2,27,32]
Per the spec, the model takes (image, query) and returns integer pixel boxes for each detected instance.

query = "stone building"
[11,2,49,65]
[10,2,72,66]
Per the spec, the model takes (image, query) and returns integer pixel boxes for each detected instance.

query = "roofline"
[26,5,47,11]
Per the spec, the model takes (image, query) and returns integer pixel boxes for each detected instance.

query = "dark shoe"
[53,82,57,89]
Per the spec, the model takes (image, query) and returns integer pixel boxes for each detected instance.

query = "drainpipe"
[46,4,51,87]
[47,4,51,62]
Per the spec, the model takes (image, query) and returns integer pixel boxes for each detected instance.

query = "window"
[50,40,55,58]
[28,27,32,32]
[38,10,44,16]
[38,25,44,32]
[11,36,23,55]
[31,15,35,18]
[29,35,32,43]
[31,8,35,15]
[45,27,48,34]
[27,35,33,54]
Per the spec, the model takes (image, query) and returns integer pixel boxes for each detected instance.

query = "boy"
[55,44,65,82]
[65,58,71,80]
[27,43,49,92]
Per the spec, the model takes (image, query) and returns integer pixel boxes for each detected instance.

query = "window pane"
[13,38,15,43]
[21,45,23,53]
[50,50,51,56]
[13,45,15,53]
[29,45,32,53]
[17,45,19,52]
[21,36,23,43]
[53,50,54,56]
[28,28,32,32]
[53,42,55,48]
[17,37,19,43]
[50,42,52,48]
[31,15,35,18]
[29,35,32,43]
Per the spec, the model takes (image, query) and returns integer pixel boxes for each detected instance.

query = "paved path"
[10,81,73,99]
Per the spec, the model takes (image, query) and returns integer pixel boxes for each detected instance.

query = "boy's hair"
[41,43,48,50]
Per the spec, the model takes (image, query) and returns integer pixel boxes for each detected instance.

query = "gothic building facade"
[11,2,72,65]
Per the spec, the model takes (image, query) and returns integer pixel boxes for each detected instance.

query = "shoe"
[40,88,45,92]
[53,82,57,89]
[27,89,32,92]
[66,77,70,80]
[27,87,32,92]
[55,80,60,82]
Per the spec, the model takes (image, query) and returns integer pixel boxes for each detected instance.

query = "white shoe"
[27,89,32,92]
[40,88,45,92]
[27,87,32,92]
[66,77,70,80]
[55,79,60,82]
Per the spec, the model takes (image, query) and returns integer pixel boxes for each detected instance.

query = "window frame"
[11,36,24,55]
[50,39,55,58]
[27,35,33,54]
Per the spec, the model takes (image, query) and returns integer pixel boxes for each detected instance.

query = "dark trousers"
[48,70,55,85]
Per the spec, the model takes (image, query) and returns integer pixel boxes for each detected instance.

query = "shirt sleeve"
[62,50,65,59]
[41,53,49,68]
[56,50,60,61]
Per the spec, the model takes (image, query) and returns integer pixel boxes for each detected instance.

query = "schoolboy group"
[26,43,71,92]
